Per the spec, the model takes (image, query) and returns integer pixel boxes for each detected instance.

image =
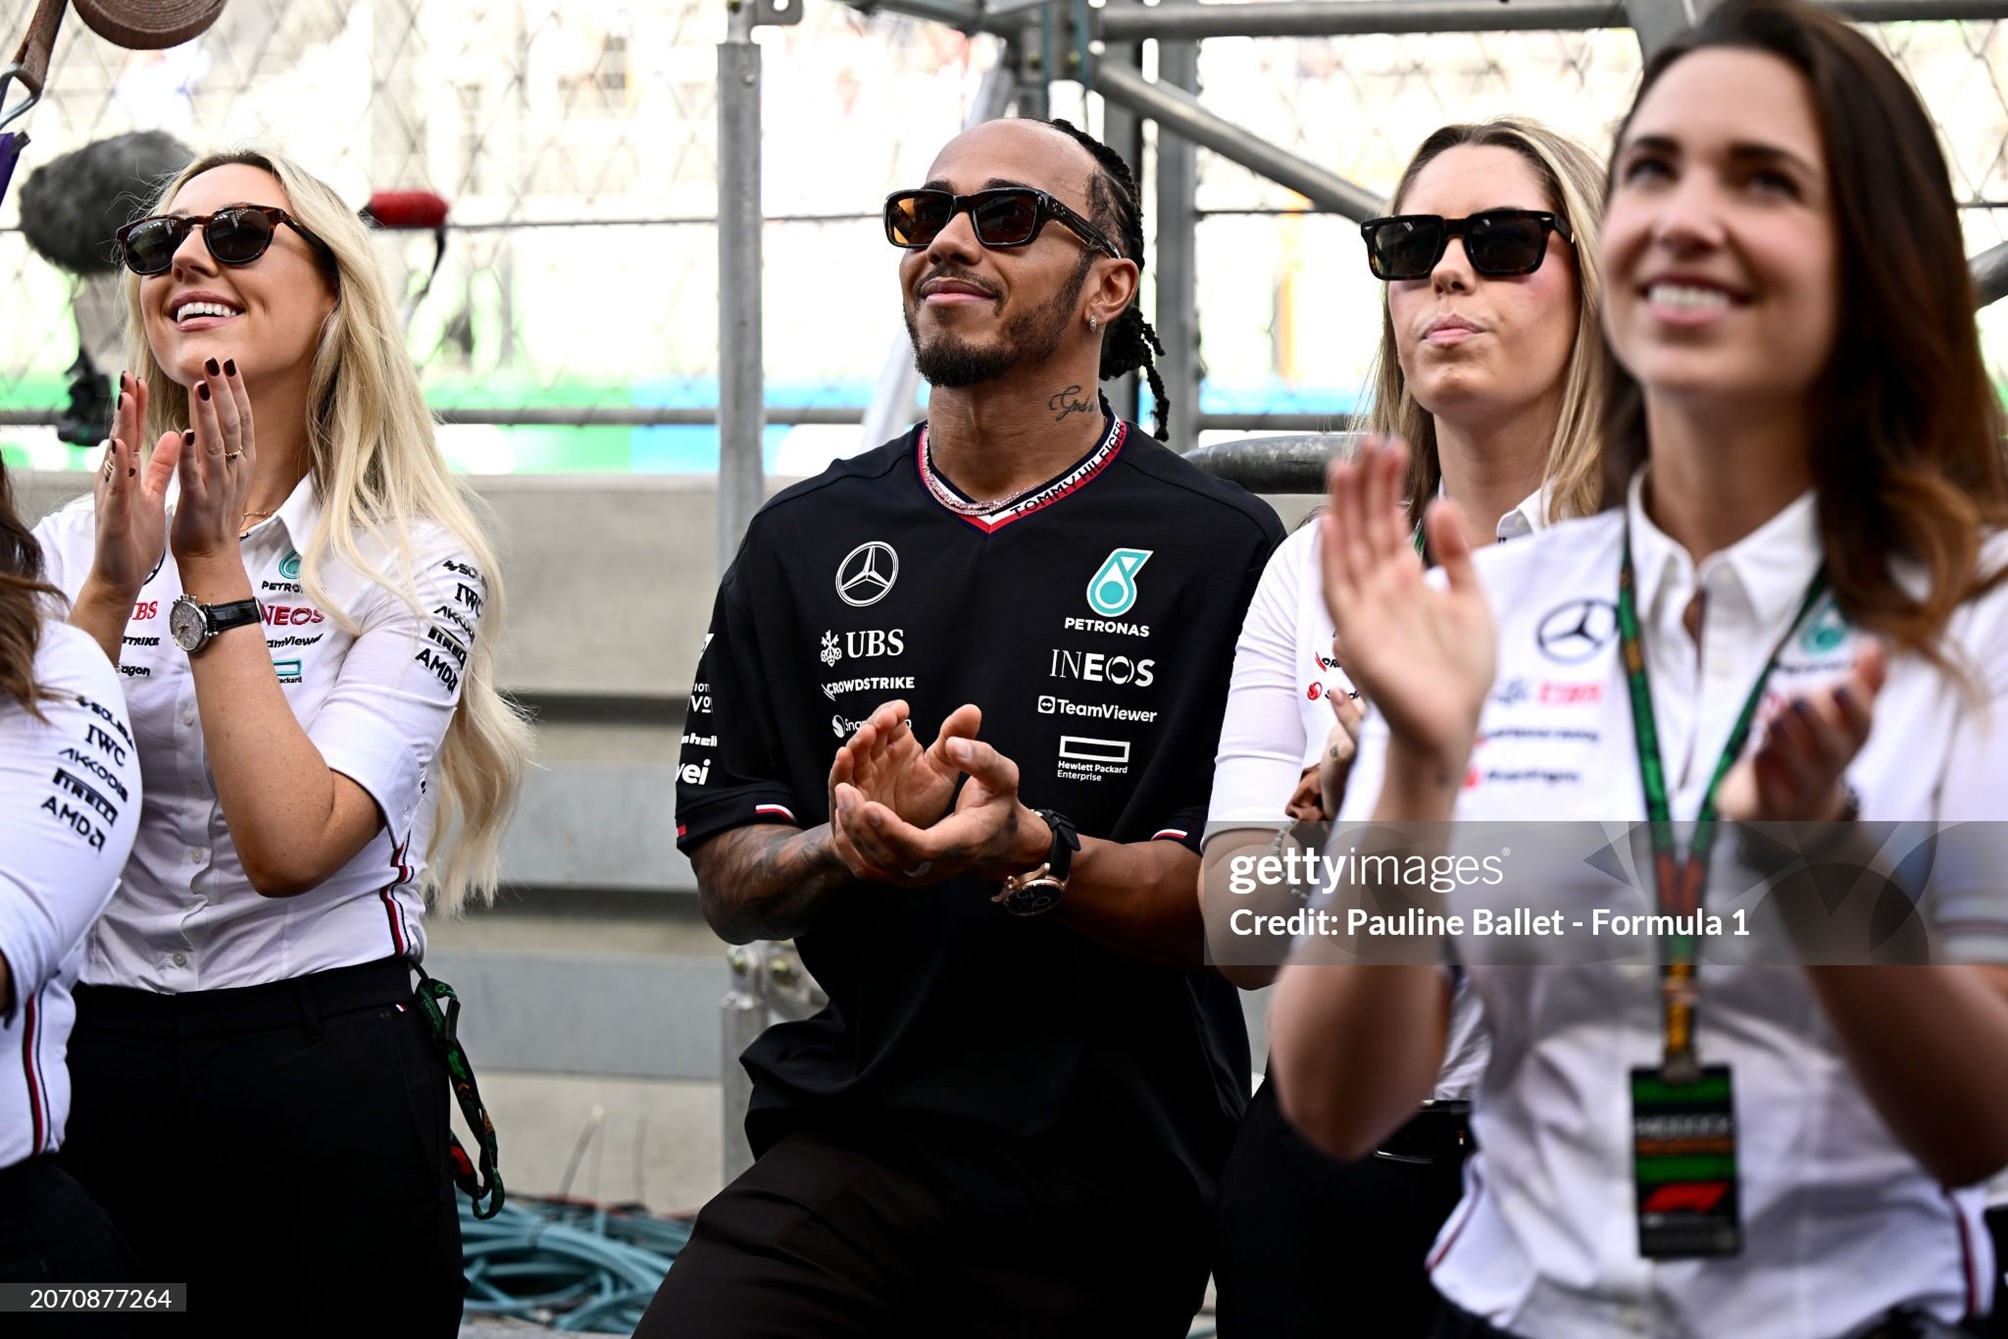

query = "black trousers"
[635,1121,1213,1339]
[56,958,465,1336]
[1989,1206,2008,1338]
[0,1154,136,1335]
[1212,1077,1468,1338]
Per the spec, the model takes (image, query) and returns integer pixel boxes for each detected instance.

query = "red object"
[365,190,450,231]
[1642,1182,1729,1215]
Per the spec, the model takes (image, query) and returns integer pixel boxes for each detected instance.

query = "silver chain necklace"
[919,427,1040,517]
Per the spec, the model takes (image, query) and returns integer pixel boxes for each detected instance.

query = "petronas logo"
[279,549,302,580]
[1087,548,1153,618]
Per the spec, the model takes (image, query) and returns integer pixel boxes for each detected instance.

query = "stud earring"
[1087,314,1100,331]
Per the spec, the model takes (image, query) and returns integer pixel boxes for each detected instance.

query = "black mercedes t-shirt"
[676,415,1284,1202]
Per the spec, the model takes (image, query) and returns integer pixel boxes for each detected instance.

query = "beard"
[905,253,1094,389]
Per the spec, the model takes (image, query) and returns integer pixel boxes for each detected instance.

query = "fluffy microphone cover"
[19,131,194,276]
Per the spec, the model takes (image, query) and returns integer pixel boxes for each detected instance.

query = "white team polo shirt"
[1209,489,1548,1097]
[34,474,487,992]
[0,622,142,1166]
[1337,473,2008,1337]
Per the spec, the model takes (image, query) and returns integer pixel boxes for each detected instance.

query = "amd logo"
[1050,648,1156,688]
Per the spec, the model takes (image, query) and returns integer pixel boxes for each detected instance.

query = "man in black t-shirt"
[638,117,1284,1338]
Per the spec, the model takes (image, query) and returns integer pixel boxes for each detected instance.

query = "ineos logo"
[836,542,899,608]
[1536,599,1618,664]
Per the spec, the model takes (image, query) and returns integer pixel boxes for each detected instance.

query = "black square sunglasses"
[885,187,1121,260]
[115,205,333,277]
[1361,208,1573,281]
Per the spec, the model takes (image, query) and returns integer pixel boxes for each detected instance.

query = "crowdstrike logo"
[836,542,899,608]
[1086,548,1152,618]
[1535,599,1618,664]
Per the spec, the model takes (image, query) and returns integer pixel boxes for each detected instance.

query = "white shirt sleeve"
[0,624,142,1023]
[1928,560,2008,963]
[1206,524,1316,834]
[309,536,485,851]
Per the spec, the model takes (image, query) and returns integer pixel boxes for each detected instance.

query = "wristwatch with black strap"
[169,593,261,654]
[992,808,1079,917]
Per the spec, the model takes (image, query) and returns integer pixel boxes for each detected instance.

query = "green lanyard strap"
[1615,519,1828,1079]
[412,967,505,1220]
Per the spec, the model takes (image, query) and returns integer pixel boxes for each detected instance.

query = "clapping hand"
[826,701,1042,887]
[1319,437,1495,796]
[170,358,256,564]
[89,372,182,597]
[1717,642,1885,823]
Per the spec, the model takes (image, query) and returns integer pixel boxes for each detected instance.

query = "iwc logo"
[836,542,899,608]
[1086,548,1152,618]
[1535,598,1619,664]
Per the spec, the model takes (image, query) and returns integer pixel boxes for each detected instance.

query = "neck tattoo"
[1047,384,1096,423]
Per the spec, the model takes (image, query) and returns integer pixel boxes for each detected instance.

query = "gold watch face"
[997,878,1063,916]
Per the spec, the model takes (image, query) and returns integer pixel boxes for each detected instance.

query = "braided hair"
[1043,118,1171,441]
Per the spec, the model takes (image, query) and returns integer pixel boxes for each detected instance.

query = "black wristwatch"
[169,594,261,654]
[992,809,1080,917]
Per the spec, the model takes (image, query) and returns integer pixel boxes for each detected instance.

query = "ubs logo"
[836,542,899,608]
[1536,599,1618,664]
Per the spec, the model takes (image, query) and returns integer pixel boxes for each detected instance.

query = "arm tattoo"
[695,824,848,943]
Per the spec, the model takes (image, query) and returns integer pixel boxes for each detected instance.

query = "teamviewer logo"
[1038,695,1057,714]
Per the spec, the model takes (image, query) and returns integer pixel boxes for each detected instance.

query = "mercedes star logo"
[1536,598,1619,663]
[836,541,899,608]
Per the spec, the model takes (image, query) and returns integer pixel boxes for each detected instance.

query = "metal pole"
[1091,56,1384,221]
[720,947,762,1184]
[836,0,2008,40]
[1099,2,1145,427]
[717,0,766,573]
[1623,0,1709,59]
[1976,239,2008,309]
[1096,0,1629,40]
[1155,39,1201,454]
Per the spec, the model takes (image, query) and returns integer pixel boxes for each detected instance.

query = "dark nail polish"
[183,429,195,445]
[127,467,135,477]
[1833,685,1854,708]
[223,359,236,377]
[197,383,210,401]
[1789,698,1811,718]
[204,357,220,376]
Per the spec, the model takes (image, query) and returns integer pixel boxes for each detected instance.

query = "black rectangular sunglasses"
[885,186,1120,259]
[115,205,331,276]
[1360,208,1572,281]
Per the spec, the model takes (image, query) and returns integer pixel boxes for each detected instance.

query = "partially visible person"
[38,149,530,1333]
[1201,117,1608,1339]
[1271,2,2008,1335]
[0,456,141,1321]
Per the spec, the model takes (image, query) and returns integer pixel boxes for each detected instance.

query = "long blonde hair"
[1364,118,1610,527]
[124,149,531,914]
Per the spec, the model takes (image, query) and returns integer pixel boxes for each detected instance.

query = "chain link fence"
[1,1,2003,473]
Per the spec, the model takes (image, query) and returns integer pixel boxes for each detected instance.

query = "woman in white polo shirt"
[0,458,140,1305]
[35,150,530,1332]
[1201,117,1610,1338]
[1270,1,2008,1335]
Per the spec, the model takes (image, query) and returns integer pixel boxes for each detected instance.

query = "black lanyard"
[1616,518,1828,1079]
